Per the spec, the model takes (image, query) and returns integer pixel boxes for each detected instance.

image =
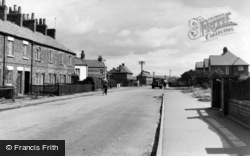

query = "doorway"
[24,71,30,94]
[17,71,22,94]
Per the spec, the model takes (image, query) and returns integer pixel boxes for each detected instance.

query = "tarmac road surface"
[0,86,163,156]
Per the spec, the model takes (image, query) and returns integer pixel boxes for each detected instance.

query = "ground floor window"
[7,70,13,84]
[35,73,39,85]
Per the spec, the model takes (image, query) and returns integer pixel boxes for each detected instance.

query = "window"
[238,66,244,71]
[100,69,104,75]
[23,41,29,58]
[59,54,63,64]
[225,66,229,75]
[7,70,13,84]
[35,73,39,85]
[75,68,80,76]
[68,76,71,83]
[8,41,14,56]
[64,75,66,84]
[68,56,72,66]
[36,47,41,60]
[49,74,52,84]
[49,50,53,62]
[53,74,57,84]
[60,74,63,83]
[23,44,28,58]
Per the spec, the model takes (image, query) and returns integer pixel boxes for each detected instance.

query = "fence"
[32,84,93,96]
[230,78,250,101]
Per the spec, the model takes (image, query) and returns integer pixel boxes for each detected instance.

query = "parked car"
[152,78,163,89]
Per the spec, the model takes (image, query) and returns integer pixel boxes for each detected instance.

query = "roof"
[110,64,133,74]
[75,58,106,68]
[195,62,203,68]
[137,71,153,78]
[209,51,248,66]
[154,75,169,79]
[0,19,75,55]
[204,59,209,68]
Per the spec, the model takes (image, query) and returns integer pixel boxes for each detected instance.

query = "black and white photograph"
[0,0,250,155]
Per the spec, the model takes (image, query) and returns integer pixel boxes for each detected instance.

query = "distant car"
[152,78,163,89]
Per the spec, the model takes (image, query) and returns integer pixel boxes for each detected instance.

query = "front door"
[24,71,30,94]
[17,71,22,94]
[41,74,45,85]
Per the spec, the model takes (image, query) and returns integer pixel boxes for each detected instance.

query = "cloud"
[6,0,250,76]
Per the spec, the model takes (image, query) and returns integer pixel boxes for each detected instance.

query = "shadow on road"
[186,107,250,155]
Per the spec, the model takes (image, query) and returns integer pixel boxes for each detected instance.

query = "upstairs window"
[49,50,53,62]
[238,66,244,71]
[36,47,41,61]
[7,37,14,56]
[59,54,63,64]
[23,41,29,58]
[68,56,72,66]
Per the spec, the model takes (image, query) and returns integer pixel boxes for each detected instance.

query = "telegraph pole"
[139,61,145,85]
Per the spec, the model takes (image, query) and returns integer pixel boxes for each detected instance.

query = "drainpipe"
[2,34,6,86]
[30,41,34,94]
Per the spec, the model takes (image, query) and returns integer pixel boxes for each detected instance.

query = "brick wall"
[0,33,75,94]
[228,99,250,127]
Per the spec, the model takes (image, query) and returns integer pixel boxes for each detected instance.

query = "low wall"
[228,99,250,128]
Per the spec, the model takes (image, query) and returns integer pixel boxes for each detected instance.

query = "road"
[0,87,163,156]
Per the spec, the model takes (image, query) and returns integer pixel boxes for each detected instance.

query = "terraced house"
[0,1,76,95]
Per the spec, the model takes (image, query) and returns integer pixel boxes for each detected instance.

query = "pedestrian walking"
[163,79,167,89]
[102,78,108,95]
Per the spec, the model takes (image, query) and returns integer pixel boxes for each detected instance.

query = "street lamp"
[139,61,145,85]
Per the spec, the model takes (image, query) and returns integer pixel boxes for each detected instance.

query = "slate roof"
[195,62,204,68]
[110,64,133,74]
[75,58,106,68]
[209,51,248,66]
[137,71,153,78]
[0,19,75,54]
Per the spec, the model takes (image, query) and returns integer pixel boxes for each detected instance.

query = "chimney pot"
[223,47,228,55]
[18,6,21,13]
[81,50,85,59]
[2,0,5,6]
[31,13,35,20]
[43,18,46,25]
[27,14,29,20]
[39,18,42,25]
[22,14,25,20]
[9,7,12,13]
[14,5,17,12]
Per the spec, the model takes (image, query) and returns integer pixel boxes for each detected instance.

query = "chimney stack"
[222,47,228,55]
[0,0,7,21]
[81,50,85,59]
[23,13,36,32]
[7,5,23,26]
[98,55,103,62]
[47,28,56,39]
[36,18,47,35]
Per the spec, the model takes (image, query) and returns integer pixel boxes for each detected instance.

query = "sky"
[6,0,250,76]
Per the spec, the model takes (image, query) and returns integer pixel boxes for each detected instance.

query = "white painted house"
[75,51,88,81]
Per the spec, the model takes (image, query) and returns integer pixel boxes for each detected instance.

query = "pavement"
[161,89,250,156]
[0,87,130,112]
